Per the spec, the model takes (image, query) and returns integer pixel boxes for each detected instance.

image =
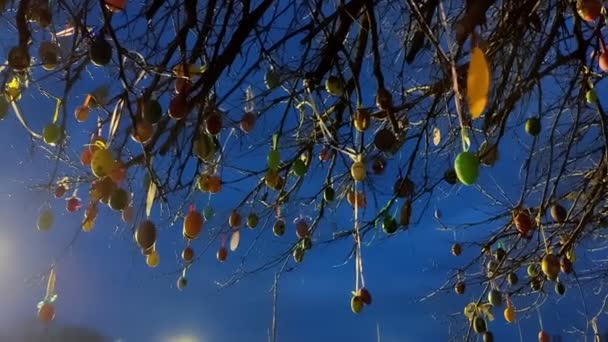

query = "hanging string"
[536,306,544,331]
[537,209,550,254]
[354,181,360,291]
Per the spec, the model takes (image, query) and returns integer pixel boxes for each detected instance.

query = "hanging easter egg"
[514,210,532,236]
[494,247,506,262]
[82,203,98,232]
[375,87,393,112]
[466,47,490,118]
[504,307,515,323]
[80,148,93,166]
[503,306,515,323]
[4,76,22,101]
[555,282,566,296]
[325,76,344,96]
[295,219,309,238]
[292,246,304,263]
[265,174,285,191]
[530,277,543,292]
[89,34,112,66]
[131,119,154,144]
[39,41,60,71]
[43,123,63,145]
[541,254,560,281]
[273,219,286,237]
[292,159,308,177]
[175,78,191,94]
[451,243,462,256]
[268,149,280,170]
[193,134,215,161]
[94,177,116,203]
[37,209,54,231]
[357,288,372,305]
[246,213,259,229]
[28,1,52,27]
[105,0,126,12]
[208,175,222,193]
[472,316,487,334]
[146,250,159,267]
[483,332,494,342]
[240,112,256,133]
[8,46,30,71]
[176,276,187,291]
[577,0,602,22]
[265,169,282,190]
[507,272,518,286]
[350,160,366,182]
[324,187,335,202]
[264,68,281,89]
[109,188,129,211]
[217,246,228,262]
[229,229,240,251]
[54,185,67,198]
[66,196,81,213]
[169,94,187,120]
[538,331,549,342]
[525,117,541,136]
[38,302,55,322]
[205,112,223,135]
[91,147,116,178]
[586,89,598,104]
[550,203,567,223]
[183,209,203,240]
[351,295,363,314]
[135,220,157,250]
[229,210,241,228]
[454,281,465,294]
[382,215,398,235]
[454,151,479,185]
[353,107,370,132]
[143,99,163,124]
[203,206,215,220]
[198,173,212,192]
[347,191,366,208]
[374,129,396,152]
[173,63,201,78]
[486,260,498,277]
[74,105,90,122]
[560,256,573,274]
[488,289,502,307]
[319,148,332,162]
[528,264,539,277]
[182,246,194,262]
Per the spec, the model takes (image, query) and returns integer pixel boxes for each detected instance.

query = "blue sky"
[0,125,594,341]
[2,2,608,342]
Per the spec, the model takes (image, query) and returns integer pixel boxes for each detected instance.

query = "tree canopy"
[2,0,608,340]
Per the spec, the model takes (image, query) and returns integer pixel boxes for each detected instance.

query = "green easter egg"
[454,151,479,185]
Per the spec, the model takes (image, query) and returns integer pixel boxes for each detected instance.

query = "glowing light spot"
[166,334,201,342]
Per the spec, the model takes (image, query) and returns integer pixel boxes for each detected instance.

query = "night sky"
[0,118,593,341]
[0,2,606,342]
